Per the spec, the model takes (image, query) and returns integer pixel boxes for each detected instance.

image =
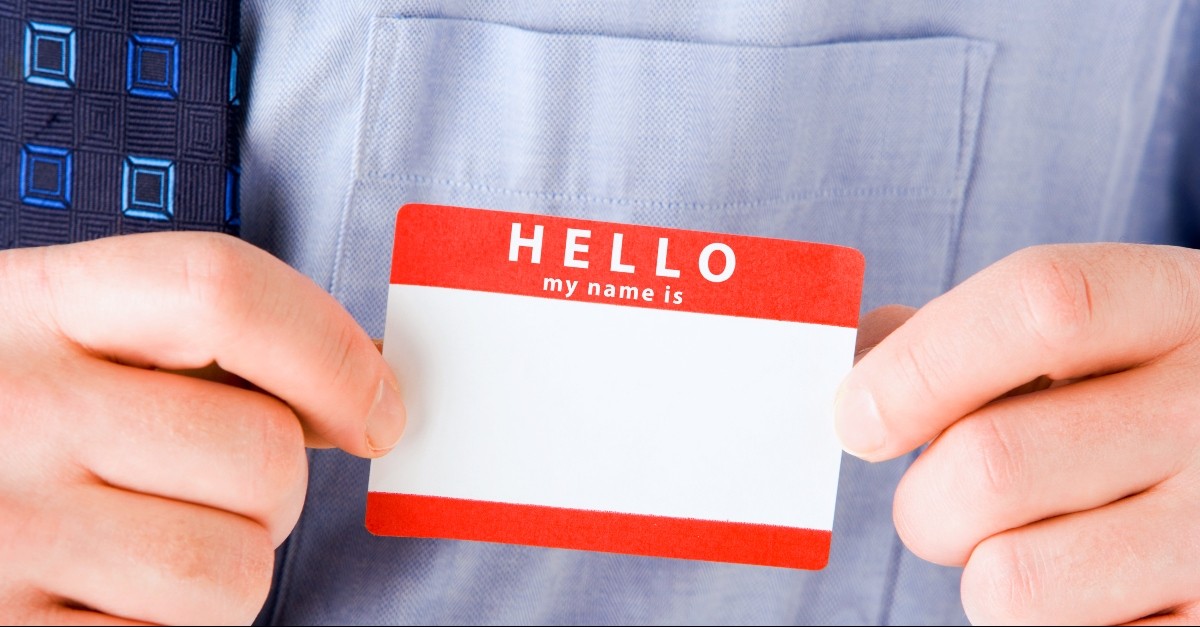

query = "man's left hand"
[839,243,1200,625]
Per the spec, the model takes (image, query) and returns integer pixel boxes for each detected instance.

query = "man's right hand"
[0,233,406,625]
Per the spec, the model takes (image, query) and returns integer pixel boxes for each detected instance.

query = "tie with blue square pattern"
[0,0,240,248]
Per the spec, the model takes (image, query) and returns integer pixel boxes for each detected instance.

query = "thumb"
[836,304,917,456]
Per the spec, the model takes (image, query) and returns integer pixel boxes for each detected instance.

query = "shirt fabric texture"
[242,0,1196,624]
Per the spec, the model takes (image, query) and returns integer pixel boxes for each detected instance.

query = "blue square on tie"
[24,22,76,89]
[122,156,175,220]
[127,35,179,99]
[229,46,241,105]
[20,144,72,209]
[225,167,240,225]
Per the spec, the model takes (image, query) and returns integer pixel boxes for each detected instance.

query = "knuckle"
[895,413,1027,567]
[183,233,248,290]
[257,405,307,486]
[319,320,371,398]
[962,535,1041,625]
[243,403,308,532]
[891,338,948,407]
[158,518,274,624]
[951,412,1026,502]
[892,415,1022,562]
[158,524,221,584]
[1007,246,1095,350]
[178,234,264,325]
[227,525,276,622]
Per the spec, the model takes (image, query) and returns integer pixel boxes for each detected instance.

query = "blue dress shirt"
[241,1,1200,623]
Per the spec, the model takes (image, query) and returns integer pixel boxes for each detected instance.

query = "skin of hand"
[838,243,1200,625]
[0,233,406,626]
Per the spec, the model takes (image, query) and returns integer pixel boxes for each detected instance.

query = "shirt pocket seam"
[348,17,996,209]
[360,172,960,211]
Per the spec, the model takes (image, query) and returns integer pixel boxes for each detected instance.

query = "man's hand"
[837,243,1200,625]
[0,233,406,625]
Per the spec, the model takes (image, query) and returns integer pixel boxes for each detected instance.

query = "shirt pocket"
[331,16,995,335]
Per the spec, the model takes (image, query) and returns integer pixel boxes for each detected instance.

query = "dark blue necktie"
[0,0,241,249]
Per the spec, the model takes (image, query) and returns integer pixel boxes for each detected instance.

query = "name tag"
[367,204,863,569]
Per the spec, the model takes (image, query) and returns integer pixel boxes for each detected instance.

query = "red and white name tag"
[367,204,864,569]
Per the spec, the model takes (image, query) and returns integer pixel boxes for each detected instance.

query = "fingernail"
[834,383,885,458]
[366,379,406,454]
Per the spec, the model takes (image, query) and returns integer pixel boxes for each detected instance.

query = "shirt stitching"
[363,171,958,210]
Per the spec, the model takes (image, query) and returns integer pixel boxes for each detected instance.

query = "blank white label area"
[370,285,853,531]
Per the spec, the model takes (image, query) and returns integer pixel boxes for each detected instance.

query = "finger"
[854,305,916,363]
[10,233,405,457]
[58,361,308,545]
[835,244,1200,460]
[1124,602,1200,626]
[893,363,1199,565]
[1126,607,1200,626]
[158,337,387,446]
[33,606,154,626]
[14,484,274,626]
[0,590,151,626]
[960,486,1200,625]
